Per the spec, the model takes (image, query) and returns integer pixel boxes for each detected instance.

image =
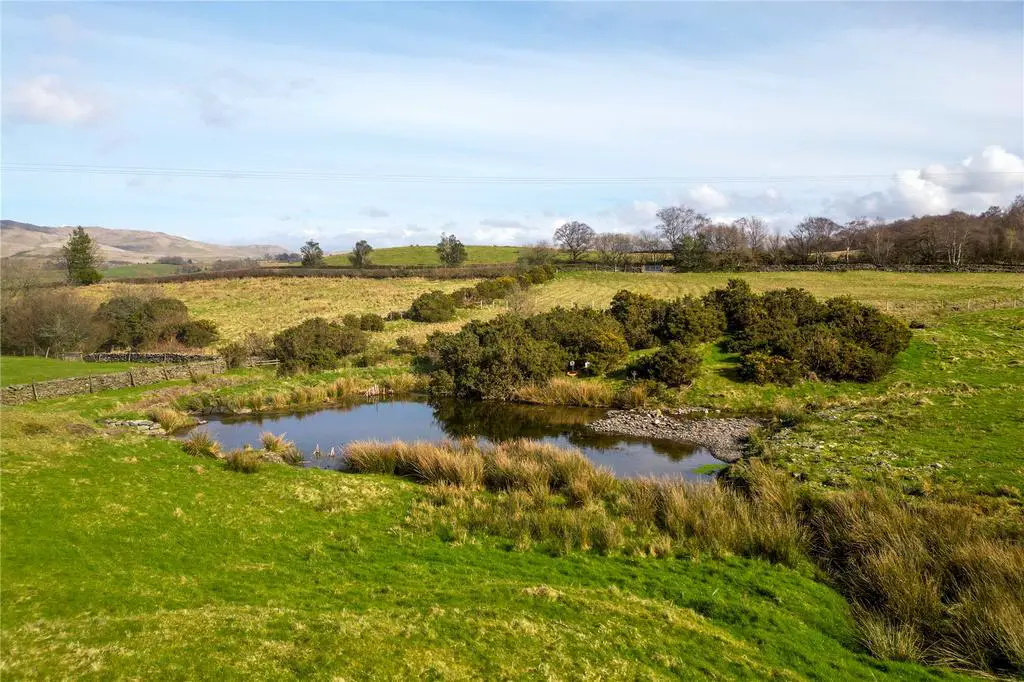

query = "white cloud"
[830,146,1024,219]
[3,74,104,124]
[359,206,389,218]
[687,185,730,212]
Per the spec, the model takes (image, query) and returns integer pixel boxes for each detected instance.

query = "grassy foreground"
[0,356,137,386]
[1,387,963,680]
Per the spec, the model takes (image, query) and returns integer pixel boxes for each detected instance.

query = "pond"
[184,398,726,480]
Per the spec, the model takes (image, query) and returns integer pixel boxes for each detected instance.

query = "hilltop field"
[3,270,1023,679]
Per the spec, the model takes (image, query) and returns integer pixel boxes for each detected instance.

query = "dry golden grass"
[513,378,616,407]
[147,407,197,432]
[82,276,488,344]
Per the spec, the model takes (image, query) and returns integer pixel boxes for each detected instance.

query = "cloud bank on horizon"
[2,2,1022,250]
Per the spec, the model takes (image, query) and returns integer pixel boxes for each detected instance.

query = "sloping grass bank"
[342,439,1023,674]
[0,400,962,680]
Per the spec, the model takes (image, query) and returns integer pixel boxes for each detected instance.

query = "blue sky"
[2,1,1022,251]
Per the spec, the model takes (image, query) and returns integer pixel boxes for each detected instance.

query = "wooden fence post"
[89,376,94,394]
[30,381,38,402]
[129,370,136,387]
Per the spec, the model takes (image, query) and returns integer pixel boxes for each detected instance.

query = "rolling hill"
[0,220,288,264]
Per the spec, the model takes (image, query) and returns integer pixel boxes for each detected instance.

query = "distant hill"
[0,220,288,264]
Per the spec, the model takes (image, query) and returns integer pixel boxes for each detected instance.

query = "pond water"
[184,398,725,480]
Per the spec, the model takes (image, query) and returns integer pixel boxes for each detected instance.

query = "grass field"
[0,381,965,680]
[81,276,487,345]
[529,271,1024,320]
[100,263,181,279]
[324,244,525,267]
[3,271,1022,677]
[0,356,138,386]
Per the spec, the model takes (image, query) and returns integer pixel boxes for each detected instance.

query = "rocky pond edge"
[587,408,763,463]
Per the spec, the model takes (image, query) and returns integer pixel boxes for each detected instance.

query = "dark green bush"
[393,335,423,355]
[703,278,757,334]
[408,290,457,322]
[176,319,219,347]
[702,281,909,385]
[341,314,361,329]
[272,317,368,374]
[627,342,702,387]
[450,287,479,307]
[608,290,663,349]
[738,351,803,385]
[526,307,628,374]
[359,313,385,332]
[823,297,912,357]
[474,276,518,302]
[658,296,725,346]
[423,315,566,399]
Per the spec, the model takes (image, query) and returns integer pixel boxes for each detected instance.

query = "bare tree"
[766,228,786,265]
[733,216,767,257]
[593,233,635,270]
[656,205,709,250]
[553,220,595,263]
[790,216,840,266]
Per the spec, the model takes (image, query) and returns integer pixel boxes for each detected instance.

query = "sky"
[2,1,1023,251]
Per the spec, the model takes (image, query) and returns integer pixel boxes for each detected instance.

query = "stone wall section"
[1,359,226,405]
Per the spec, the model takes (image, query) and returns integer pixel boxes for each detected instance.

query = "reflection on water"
[184,397,724,479]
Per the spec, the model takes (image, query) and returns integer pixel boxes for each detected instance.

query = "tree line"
[549,195,1024,269]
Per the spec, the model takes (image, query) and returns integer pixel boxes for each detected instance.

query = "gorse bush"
[175,319,219,347]
[704,279,911,384]
[609,290,723,350]
[526,307,629,374]
[422,281,908,396]
[272,317,368,374]
[407,266,557,320]
[627,342,702,387]
[424,314,566,399]
[408,290,457,322]
[359,313,385,332]
[608,290,664,349]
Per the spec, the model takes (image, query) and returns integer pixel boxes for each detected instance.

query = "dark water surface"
[184,398,724,479]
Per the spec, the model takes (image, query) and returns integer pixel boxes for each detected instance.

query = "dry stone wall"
[1,358,227,405]
[83,352,218,363]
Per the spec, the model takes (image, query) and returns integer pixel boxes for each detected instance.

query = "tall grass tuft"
[148,407,196,433]
[181,430,221,458]
[224,447,262,473]
[513,378,615,407]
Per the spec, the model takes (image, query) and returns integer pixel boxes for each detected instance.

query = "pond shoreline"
[588,408,762,463]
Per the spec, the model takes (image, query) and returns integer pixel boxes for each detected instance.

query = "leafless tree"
[765,228,786,265]
[553,220,595,263]
[593,233,636,270]
[733,216,767,256]
[656,205,709,250]
[790,216,841,266]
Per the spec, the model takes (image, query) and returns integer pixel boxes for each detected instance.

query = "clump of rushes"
[224,447,262,473]
[148,407,197,432]
[260,431,303,465]
[347,437,1024,675]
[181,430,221,458]
[512,378,616,407]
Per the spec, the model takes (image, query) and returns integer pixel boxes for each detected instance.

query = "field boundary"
[0,358,227,405]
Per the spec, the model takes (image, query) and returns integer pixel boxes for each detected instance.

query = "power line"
[4,162,1023,185]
